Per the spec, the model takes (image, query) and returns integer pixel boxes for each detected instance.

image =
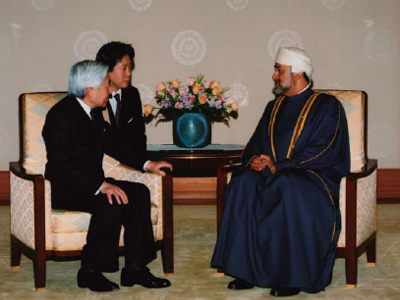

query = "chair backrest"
[314,90,368,173]
[19,92,67,175]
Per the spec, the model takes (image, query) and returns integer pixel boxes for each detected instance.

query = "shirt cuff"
[95,181,104,195]
[143,160,151,171]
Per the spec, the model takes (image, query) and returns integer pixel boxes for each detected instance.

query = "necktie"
[114,94,121,127]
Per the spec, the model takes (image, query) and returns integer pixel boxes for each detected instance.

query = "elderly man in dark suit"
[42,60,172,292]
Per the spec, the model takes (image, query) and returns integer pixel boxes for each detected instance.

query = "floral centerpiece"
[144,75,238,148]
[144,75,238,122]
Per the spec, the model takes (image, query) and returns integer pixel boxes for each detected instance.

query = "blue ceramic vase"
[173,113,211,148]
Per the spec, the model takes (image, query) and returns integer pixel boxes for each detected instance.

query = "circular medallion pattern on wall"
[268,30,303,60]
[74,30,108,60]
[321,0,346,11]
[34,84,53,92]
[369,123,399,158]
[171,30,206,66]
[128,0,152,12]
[225,0,250,11]
[136,83,154,104]
[226,83,250,107]
[0,127,10,158]
[324,83,343,90]
[0,31,12,65]
[31,0,54,12]
[364,30,398,64]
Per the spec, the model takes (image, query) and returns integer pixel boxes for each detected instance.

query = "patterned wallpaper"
[0,0,399,169]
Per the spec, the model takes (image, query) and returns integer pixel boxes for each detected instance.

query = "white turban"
[275,47,313,79]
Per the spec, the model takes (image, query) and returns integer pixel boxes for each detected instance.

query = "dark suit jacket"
[42,95,147,212]
[107,85,147,156]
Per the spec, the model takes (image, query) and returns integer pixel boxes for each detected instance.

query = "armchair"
[216,90,377,287]
[9,92,174,291]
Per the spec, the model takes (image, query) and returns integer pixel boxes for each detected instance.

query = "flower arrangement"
[144,75,238,124]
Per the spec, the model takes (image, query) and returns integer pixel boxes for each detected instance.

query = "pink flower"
[175,102,184,109]
[210,80,220,89]
[143,104,154,116]
[168,89,176,97]
[188,95,195,102]
[156,82,166,91]
[187,77,195,86]
[218,96,225,103]
[202,80,211,88]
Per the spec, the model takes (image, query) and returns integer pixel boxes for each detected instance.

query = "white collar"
[111,89,122,98]
[298,83,311,95]
[75,97,92,119]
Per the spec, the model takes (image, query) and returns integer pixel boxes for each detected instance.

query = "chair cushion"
[22,93,66,174]
[319,90,366,172]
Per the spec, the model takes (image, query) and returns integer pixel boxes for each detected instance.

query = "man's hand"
[249,154,276,174]
[146,161,173,177]
[100,182,128,205]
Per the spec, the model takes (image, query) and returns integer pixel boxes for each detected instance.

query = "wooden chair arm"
[10,161,43,182]
[347,159,377,180]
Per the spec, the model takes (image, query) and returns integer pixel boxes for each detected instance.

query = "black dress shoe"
[227,278,255,290]
[270,287,300,297]
[121,267,171,288]
[77,269,120,292]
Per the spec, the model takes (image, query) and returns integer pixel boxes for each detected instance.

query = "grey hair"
[68,60,108,98]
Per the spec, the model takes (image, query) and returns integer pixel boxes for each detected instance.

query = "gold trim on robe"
[286,92,321,158]
[268,96,285,162]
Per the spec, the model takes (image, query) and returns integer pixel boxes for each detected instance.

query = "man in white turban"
[212,47,350,297]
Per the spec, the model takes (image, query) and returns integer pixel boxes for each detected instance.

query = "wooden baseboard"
[0,171,10,205]
[377,169,400,200]
[2,169,400,205]
[175,168,400,205]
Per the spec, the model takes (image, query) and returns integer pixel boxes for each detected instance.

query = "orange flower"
[143,104,154,116]
[179,87,186,96]
[156,82,166,91]
[230,101,238,111]
[198,95,208,105]
[170,78,180,88]
[212,86,222,96]
[192,82,202,95]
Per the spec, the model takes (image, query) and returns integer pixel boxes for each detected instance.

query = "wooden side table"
[147,144,244,204]
[147,144,244,177]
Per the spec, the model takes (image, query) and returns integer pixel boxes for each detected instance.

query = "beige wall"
[0,0,399,169]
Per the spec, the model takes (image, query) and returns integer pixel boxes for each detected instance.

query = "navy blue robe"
[211,88,350,292]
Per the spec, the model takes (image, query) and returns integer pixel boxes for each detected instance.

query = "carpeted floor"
[1,204,400,299]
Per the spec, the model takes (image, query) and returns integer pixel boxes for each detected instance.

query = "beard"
[272,74,295,96]
[272,85,290,96]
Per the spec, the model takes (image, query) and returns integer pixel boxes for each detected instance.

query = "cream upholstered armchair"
[9,92,174,291]
[216,90,377,287]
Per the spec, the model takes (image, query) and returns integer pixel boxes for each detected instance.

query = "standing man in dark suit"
[96,41,147,155]
[42,60,172,292]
